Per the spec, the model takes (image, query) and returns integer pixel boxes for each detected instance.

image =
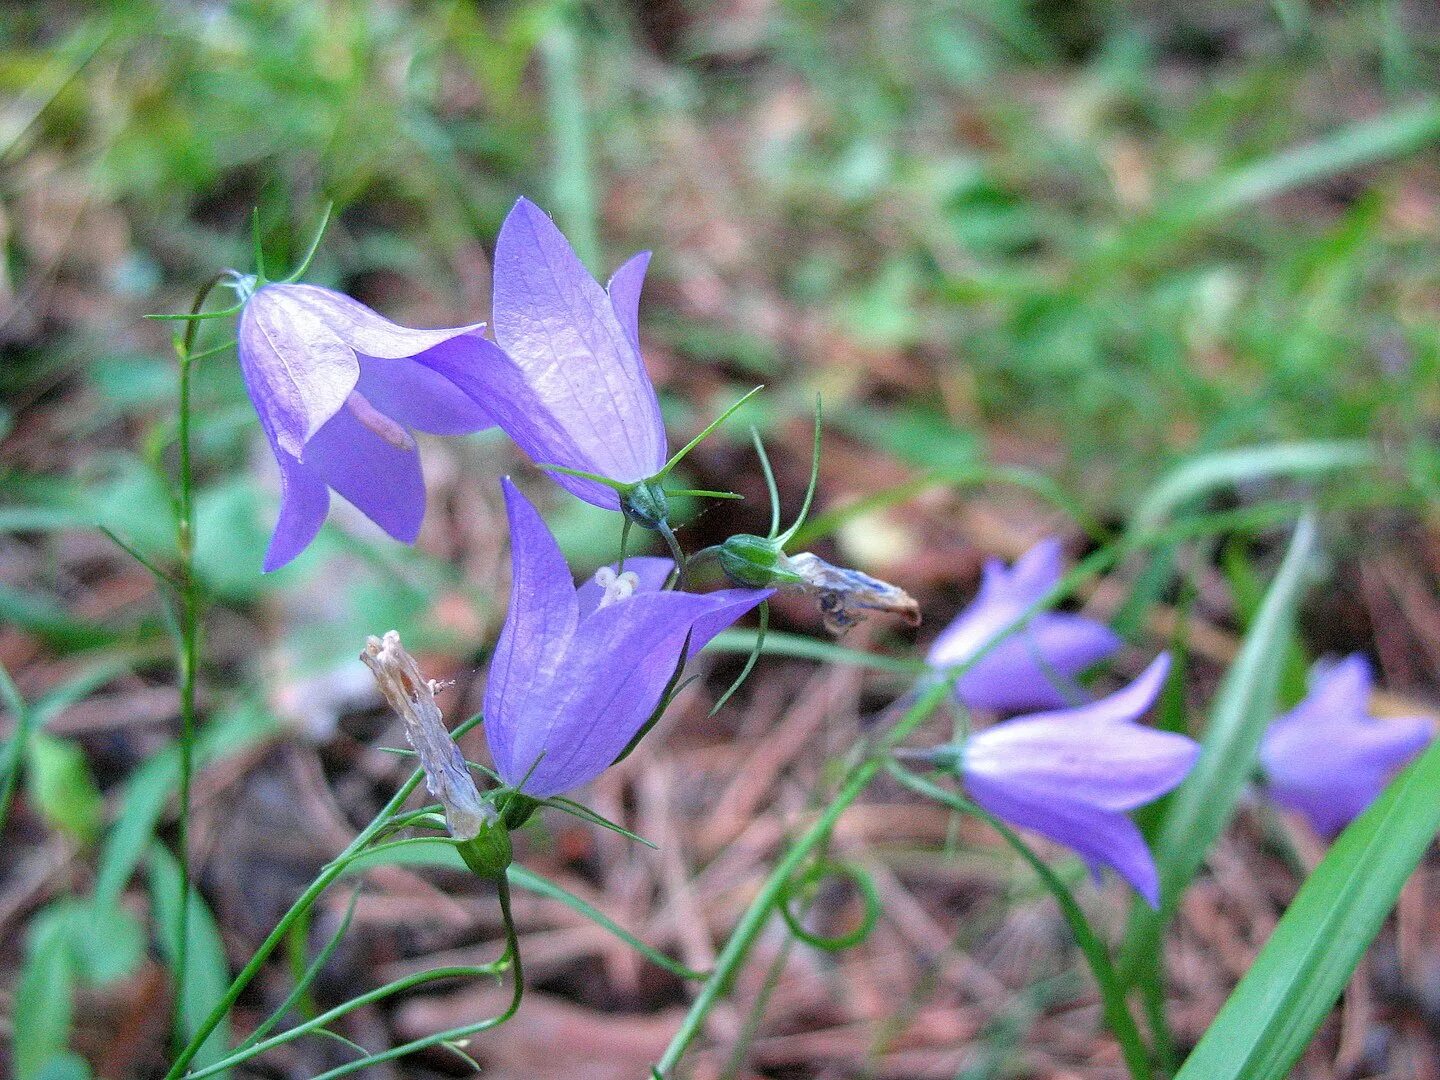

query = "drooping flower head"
[237,282,496,570]
[927,538,1122,713]
[1259,654,1433,837]
[478,198,669,514]
[483,479,768,799]
[948,655,1198,906]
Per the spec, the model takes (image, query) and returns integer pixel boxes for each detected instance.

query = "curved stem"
[886,763,1153,1080]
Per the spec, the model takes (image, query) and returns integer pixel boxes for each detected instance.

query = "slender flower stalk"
[1259,654,1433,837]
[927,538,1122,713]
[484,479,768,800]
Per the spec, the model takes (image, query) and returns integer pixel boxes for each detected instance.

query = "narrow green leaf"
[147,845,232,1074]
[1121,516,1317,979]
[13,912,77,1080]
[1175,736,1440,1080]
[25,734,104,844]
[1129,442,1371,537]
[707,629,923,677]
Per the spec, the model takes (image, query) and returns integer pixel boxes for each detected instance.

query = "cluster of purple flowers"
[234,199,1432,901]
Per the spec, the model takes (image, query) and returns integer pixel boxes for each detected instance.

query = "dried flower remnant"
[1259,654,1434,837]
[483,480,768,799]
[238,283,498,570]
[927,538,1121,713]
[930,655,1198,906]
[361,631,494,842]
[785,552,920,634]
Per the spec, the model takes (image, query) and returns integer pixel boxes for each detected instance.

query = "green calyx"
[620,479,669,529]
[499,791,541,830]
[715,534,807,589]
[454,818,514,881]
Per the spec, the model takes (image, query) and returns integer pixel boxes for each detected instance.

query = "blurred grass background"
[6,1,1440,1077]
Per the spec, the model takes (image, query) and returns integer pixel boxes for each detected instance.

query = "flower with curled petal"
[238,282,496,570]
[928,538,1122,714]
[1259,654,1433,837]
[484,481,768,799]
[943,655,1198,906]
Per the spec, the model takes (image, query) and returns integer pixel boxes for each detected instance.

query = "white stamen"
[593,566,640,609]
[345,390,416,452]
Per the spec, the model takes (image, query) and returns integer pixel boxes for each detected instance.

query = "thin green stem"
[886,764,1153,1080]
[656,386,765,480]
[776,397,823,546]
[751,427,782,538]
[170,272,227,1056]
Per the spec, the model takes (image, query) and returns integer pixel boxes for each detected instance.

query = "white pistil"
[345,390,416,451]
[593,566,640,609]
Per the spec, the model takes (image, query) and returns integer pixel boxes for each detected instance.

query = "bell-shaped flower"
[927,538,1122,713]
[1259,655,1433,837]
[477,198,669,511]
[238,283,496,571]
[483,480,768,799]
[955,655,1198,906]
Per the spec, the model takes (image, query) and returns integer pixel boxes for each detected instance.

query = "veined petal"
[964,710,1199,811]
[955,614,1123,712]
[355,336,496,436]
[303,405,426,543]
[491,198,667,484]
[484,480,581,785]
[509,587,765,797]
[964,771,1163,906]
[240,286,360,458]
[607,251,651,354]
[277,283,487,360]
[575,556,674,617]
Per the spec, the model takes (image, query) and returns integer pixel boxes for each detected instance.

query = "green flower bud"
[454,818,513,881]
[716,534,808,589]
[620,480,669,529]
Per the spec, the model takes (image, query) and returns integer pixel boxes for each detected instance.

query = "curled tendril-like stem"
[778,859,881,952]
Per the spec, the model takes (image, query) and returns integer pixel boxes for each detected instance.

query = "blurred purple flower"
[484,481,767,798]
[1259,655,1433,837]
[957,655,1197,906]
[478,198,669,510]
[238,283,496,571]
[927,538,1121,713]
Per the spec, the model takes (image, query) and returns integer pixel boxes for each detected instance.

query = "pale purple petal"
[575,556,675,616]
[239,286,360,458]
[302,406,426,542]
[1260,654,1434,837]
[509,587,766,797]
[607,251,651,354]
[956,614,1124,712]
[1013,654,1172,727]
[485,480,581,784]
[964,773,1163,906]
[993,537,1064,606]
[354,340,496,435]
[278,283,487,360]
[491,198,668,485]
[261,451,330,572]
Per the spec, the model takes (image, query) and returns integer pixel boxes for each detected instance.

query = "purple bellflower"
[927,538,1122,714]
[950,655,1198,906]
[483,480,768,799]
[478,198,669,514]
[238,282,496,571]
[1259,654,1433,837]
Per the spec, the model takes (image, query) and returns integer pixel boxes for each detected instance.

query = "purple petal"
[509,587,766,797]
[261,451,330,572]
[354,338,496,436]
[994,538,1064,606]
[1015,653,1172,727]
[278,283,487,360]
[964,772,1163,906]
[607,251,651,354]
[575,556,675,617]
[302,404,427,543]
[484,480,581,785]
[491,198,667,485]
[955,614,1123,712]
[240,286,361,458]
